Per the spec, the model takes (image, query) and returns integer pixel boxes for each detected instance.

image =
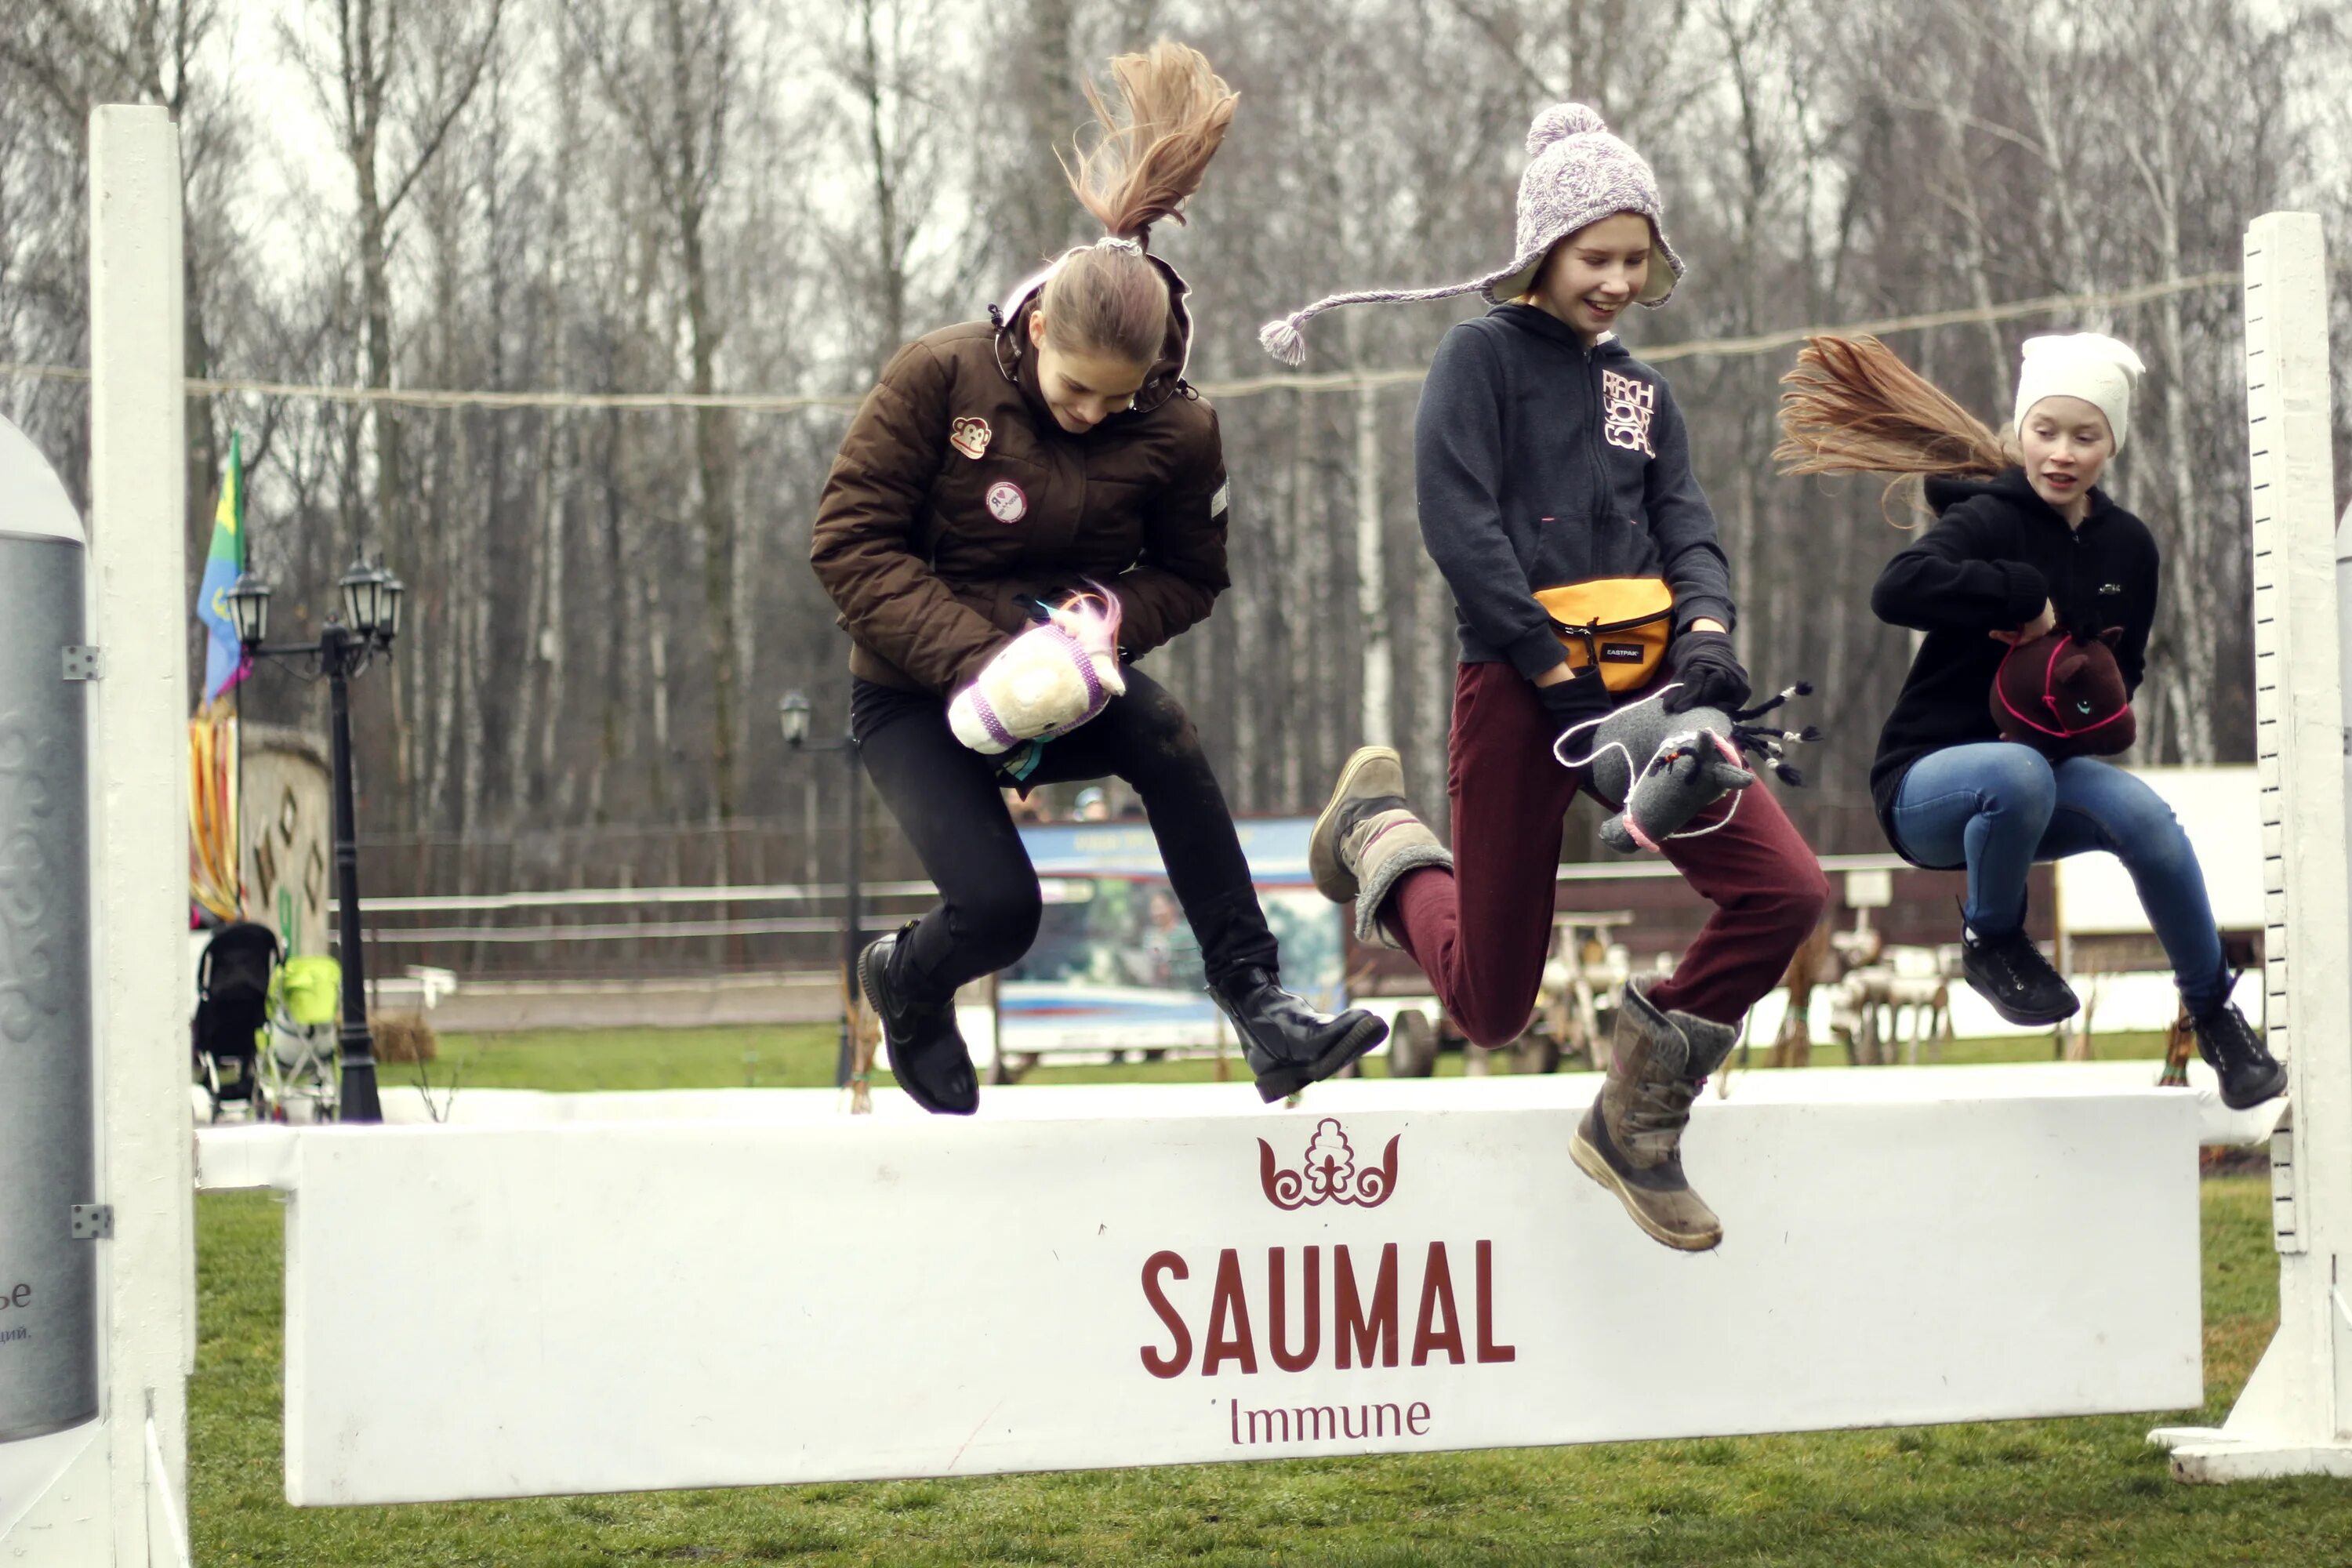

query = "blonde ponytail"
[1036,42,1236,368]
[1062,42,1237,242]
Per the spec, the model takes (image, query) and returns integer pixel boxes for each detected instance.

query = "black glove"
[1662,630,1751,715]
[1536,666,1612,737]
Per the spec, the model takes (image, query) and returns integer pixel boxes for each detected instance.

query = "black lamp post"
[781,691,864,1089]
[230,557,405,1123]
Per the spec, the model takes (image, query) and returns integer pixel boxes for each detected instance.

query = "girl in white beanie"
[1283,106,1831,1256]
[1780,332,2284,1112]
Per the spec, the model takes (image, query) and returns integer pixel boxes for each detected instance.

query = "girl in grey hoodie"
[1261,106,1828,1254]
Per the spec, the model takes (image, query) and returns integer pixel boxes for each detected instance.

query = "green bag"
[280,955,342,1027]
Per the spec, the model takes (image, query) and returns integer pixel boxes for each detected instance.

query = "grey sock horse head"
[1555,682,1818,855]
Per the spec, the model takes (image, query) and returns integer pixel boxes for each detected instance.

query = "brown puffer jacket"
[809,267,1231,695]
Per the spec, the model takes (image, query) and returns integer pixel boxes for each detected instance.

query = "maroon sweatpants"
[1386,661,1830,1045]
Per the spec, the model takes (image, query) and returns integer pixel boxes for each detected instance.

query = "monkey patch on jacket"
[1988,628,2135,759]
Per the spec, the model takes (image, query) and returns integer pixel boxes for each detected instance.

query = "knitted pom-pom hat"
[1258,103,1686,365]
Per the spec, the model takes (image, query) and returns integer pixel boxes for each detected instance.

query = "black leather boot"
[1959,925,2079,1027]
[1210,967,1388,1103]
[858,926,978,1116]
[2193,1001,2287,1110]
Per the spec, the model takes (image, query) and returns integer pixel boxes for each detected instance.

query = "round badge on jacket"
[985,479,1028,524]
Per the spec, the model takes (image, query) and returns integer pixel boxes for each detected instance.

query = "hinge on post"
[70,1203,112,1240]
[61,645,102,681]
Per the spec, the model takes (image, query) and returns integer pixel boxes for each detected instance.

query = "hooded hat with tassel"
[1258,103,1686,365]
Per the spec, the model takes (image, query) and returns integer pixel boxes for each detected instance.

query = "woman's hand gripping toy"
[947,585,1126,754]
[1555,681,1820,855]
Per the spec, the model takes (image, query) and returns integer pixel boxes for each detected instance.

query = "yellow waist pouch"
[1534,577,1675,692]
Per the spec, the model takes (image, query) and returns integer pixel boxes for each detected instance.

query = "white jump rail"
[190,1058,2285,1143]
[192,1073,2201,1506]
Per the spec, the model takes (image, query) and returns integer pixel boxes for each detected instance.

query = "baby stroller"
[263,954,343,1122]
[192,921,281,1123]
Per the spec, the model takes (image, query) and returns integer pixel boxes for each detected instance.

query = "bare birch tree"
[570,0,747,827]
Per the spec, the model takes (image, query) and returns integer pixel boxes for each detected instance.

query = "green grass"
[422,1025,1253,1091]
[1918,1029,2165,1063]
[1740,1029,2167,1069]
[190,1177,2352,1566]
[423,1024,845,1091]
[418,1022,2168,1098]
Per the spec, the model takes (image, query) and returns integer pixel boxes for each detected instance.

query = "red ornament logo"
[1258,1118,1400,1211]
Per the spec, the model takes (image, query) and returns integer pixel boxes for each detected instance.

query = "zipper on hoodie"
[2048,496,2092,625]
[2067,525,2085,625]
[1584,342,1611,534]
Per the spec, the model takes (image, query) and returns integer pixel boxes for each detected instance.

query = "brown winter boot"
[1571,981,1740,1252]
[1309,746,1452,948]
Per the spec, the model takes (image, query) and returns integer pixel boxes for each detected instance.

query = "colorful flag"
[189,709,242,921]
[197,431,249,702]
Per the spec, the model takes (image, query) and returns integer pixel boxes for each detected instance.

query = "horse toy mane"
[1555,682,1820,855]
[1989,628,2133,759]
[948,585,1125,754]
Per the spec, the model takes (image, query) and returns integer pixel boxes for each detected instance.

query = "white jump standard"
[0,106,198,1567]
[2150,211,2352,1483]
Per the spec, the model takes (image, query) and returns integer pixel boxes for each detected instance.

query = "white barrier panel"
[271,1083,2201,1505]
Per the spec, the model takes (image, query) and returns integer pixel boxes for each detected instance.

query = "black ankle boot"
[1209,967,1388,1103]
[2193,1001,2287,1110]
[858,926,978,1116]
[1959,925,2079,1027]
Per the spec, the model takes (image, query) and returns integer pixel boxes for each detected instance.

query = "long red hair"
[1775,335,2016,519]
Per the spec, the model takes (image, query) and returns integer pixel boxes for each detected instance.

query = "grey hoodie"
[1414,303,1734,680]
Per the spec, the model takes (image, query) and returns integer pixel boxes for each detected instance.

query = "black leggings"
[851,668,1281,1007]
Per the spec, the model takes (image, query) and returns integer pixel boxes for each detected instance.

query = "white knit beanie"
[1258,104,1686,365]
[2013,333,2147,453]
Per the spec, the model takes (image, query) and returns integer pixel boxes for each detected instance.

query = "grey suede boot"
[1308,746,1453,948]
[1570,981,1740,1251]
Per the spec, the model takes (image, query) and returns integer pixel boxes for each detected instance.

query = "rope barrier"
[339,879,936,914]
[358,916,862,943]
[0,271,2237,412]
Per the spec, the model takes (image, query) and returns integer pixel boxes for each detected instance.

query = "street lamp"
[226,571,271,648]
[234,554,404,1123]
[781,690,864,1089]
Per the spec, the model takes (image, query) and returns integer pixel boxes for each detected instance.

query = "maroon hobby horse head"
[1989,627,2135,759]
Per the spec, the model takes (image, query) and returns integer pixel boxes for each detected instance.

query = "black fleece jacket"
[1868,468,2160,855]
[1414,304,1735,680]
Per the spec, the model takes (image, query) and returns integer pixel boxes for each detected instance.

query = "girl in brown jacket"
[810,43,1385,1114]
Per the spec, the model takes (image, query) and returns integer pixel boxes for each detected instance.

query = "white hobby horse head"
[948,585,1126,754]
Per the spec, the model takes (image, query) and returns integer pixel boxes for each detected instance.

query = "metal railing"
[337,879,937,980]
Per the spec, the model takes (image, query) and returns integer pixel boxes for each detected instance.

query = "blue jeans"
[1889,743,2230,1015]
